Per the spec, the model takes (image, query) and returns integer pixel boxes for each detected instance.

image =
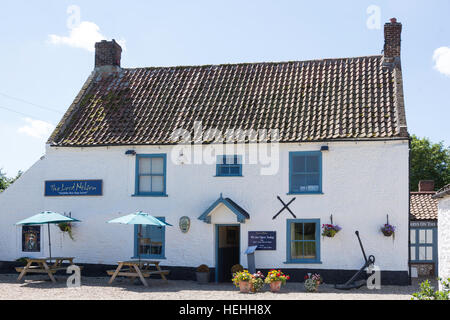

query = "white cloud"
[18,118,55,140]
[433,46,450,77]
[48,21,126,52]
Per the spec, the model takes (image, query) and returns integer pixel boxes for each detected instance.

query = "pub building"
[0,20,412,284]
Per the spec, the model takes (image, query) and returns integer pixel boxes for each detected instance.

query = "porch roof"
[198,195,250,223]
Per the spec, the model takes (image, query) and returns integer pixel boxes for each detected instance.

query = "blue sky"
[0,0,449,176]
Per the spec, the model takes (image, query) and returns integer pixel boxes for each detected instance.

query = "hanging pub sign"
[248,231,276,250]
[22,226,40,252]
[44,180,103,196]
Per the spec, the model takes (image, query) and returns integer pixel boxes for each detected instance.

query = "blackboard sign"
[248,231,276,250]
[45,180,103,196]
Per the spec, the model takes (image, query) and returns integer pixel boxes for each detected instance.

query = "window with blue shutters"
[410,227,437,263]
[216,155,242,177]
[289,151,322,194]
[134,217,166,259]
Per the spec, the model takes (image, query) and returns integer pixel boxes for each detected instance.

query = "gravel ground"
[0,274,434,300]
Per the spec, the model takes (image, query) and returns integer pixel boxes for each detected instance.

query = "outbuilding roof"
[410,192,438,220]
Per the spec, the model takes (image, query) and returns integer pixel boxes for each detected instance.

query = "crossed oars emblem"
[272,196,296,220]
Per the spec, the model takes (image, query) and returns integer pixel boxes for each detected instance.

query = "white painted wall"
[437,196,450,289]
[0,140,409,273]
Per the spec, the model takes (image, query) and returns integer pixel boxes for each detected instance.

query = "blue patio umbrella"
[107,211,172,261]
[16,211,81,261]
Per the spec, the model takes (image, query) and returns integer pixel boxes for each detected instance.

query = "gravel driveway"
[0,274,432,300]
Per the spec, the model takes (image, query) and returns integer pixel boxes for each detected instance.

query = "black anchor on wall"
[272,196,296,220]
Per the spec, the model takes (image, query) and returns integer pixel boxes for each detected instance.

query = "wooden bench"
[15,266,66,273]
[106,269,169,277]
[107,260,169,287]
[16,257,78,283]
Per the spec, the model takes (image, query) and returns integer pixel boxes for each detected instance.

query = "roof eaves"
[392,66,409,138]
[433,184,450,199]
[47,70,97,145]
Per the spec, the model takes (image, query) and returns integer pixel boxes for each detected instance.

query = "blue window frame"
[286,219,321,263]
[410,227,437,263]
[216,155,242,177]
[134,217,166,259]
[134,154,167,196]
[289,151,322,194]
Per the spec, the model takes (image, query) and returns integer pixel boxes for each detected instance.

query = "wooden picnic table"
[16,257,75,283]
[107,260,170,287]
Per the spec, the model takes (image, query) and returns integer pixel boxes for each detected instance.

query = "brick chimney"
[383,18,402,68]
[418,180,435,192]
[94,39,122,69]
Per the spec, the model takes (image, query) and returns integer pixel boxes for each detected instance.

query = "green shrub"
[412,278,449,300]
[15,257,29,265]
[196,264,210,273]
[231,264,244,274]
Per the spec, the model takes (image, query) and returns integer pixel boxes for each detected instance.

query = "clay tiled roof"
[410,192,438,220]
[48,55,408,146]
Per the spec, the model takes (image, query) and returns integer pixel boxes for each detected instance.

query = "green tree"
[0,169,22,193]
[410,135,450,191]
[0,169,10,192]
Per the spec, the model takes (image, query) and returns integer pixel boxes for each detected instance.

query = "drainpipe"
[407,137,412,285]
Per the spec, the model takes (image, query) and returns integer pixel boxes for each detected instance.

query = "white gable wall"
[437,196,450,289]
[0,140,409,273]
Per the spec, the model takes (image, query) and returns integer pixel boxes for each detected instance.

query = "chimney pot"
[418,180,435,192]
[383,18,402,67]
[94,39,122,68]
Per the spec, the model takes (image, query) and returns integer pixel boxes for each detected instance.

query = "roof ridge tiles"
[121,55,384,72]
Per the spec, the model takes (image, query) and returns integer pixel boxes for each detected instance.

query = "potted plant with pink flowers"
[304,273,323,292]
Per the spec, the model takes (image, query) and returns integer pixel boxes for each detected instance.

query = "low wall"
[0,261,409,285]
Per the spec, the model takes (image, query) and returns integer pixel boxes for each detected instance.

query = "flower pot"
[315,281,321,292]
[382,230,394,237]
[239,281,252,293]
[196,271,209,284]
[269,281,282,293]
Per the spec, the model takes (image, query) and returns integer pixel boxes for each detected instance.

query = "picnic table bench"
[107,260,170,287]
[16,257,77,283]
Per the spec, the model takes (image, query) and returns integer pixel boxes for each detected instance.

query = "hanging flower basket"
[58,222,74,240]
[322,224,342,238]
[381,223,396,239]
